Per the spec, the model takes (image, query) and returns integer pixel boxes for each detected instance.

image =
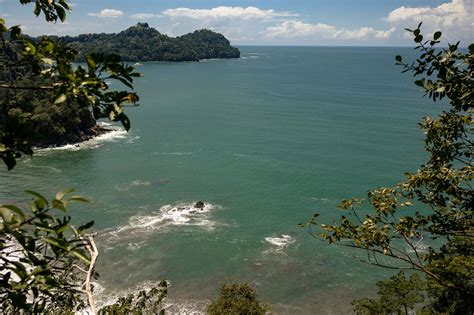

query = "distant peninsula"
[55,23,240,62]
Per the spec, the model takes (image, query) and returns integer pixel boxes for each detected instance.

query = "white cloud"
[265,20,395,41]
[130,13,163,19]
[157,6,399,44]
[383,0,473,43]
[88,8,124,18]
[385,7,432,23]
[163,6,298,20]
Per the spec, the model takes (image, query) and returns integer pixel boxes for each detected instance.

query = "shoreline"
[33,124,113,150]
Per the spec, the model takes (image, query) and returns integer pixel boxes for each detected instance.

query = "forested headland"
[1,23,240,151]
[55,23,241,62]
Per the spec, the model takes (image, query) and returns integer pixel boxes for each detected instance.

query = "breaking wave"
[118,202,219,232]
[35,123,128,154]
[241,55,260,60]
[265,234,295,248]
[151,152,194,156]
[263,234,296,255]
[114,179,155,192]
[99,202,222,250]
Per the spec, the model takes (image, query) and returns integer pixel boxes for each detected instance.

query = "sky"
[0,0,473,46]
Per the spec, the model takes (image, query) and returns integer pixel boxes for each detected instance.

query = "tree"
[60,24,240,62]
[352,272,425,315]
[302,24,473,313]
[0,1,170,313]
[1,1,141,170]
[98,282,168,315]
[0,190,95,313]
[207,282,269,315]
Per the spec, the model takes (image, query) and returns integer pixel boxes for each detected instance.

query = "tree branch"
[84,234,98,315]
[0,83,60,90]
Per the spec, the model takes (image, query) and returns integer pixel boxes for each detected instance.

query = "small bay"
[0,46,443,313]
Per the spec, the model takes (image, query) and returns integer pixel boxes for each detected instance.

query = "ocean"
[0,46,443,314]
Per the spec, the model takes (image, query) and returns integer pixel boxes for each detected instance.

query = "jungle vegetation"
[58,23,241,62]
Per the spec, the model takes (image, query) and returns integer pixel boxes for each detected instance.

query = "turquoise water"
[1,47,443,313]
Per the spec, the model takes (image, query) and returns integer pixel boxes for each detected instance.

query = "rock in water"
[194,201,205,209]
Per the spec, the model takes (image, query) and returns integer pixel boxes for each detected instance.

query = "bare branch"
[84,234,98,315]
[72,264,87,273]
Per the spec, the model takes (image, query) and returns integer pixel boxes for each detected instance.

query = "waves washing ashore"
[92,280,210,314]
[2,46,440,313]
[34,122,129,154]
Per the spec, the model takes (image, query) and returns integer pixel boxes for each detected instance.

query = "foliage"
[207,282,269,315]
[352,271,425,315]
[0,67,101,148]
[0,2,169,314]
[98,281,168,315]
[0,189,93,313]
[0,14,141,170]
[302,23,473,314]
[19,0,70,22]
[58,23,241,62]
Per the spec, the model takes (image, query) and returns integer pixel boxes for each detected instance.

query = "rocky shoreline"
[34,124,112,149]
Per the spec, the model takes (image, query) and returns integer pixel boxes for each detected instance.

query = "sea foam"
[241,55,260,60]
[100,202,222,249]
[265,234,294,248]
[35,122,128,154]
[263,235,295,255]
[122,202,218,231]
[92,280,209,314]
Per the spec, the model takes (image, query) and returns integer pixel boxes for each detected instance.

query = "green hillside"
[58,23,240,62]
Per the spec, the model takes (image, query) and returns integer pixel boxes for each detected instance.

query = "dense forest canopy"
[56,23,241,62]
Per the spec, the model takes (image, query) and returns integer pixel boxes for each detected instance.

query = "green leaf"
[70,249,91,264]
[415,80,424,87]
[69,196,90,203]
[414,35,423,43]
[10,261,28,279]
[78,220,95,232]
[433,31,442,40]
[2,152,17,170]
[54,94,67,104]
[120,114,131,131]
[85,54,97,70]
[55,4,66,22]
[59,0,71,11]
[0,19,7,33]
[24,190,48,206]
[395,55,402,62]
[43,237,70,251]
[56,188,75,201]
[35,225,57,234]
[51,199,67,212]
[469,43,474,53]
[34,197,47,210]
[34,3,41,16]
[1,205,25,220]
[0,207,15,223]
[9,26,21,40]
